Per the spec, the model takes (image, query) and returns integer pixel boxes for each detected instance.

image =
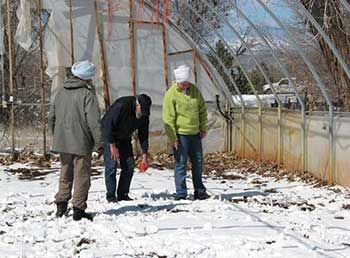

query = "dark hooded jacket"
[101,96,149,154]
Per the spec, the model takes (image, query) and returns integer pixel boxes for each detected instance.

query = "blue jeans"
[173,134,206,198]
[104,139,135,200]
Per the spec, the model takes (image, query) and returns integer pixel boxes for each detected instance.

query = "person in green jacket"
[49,61,102,221]
[162,64,210,200]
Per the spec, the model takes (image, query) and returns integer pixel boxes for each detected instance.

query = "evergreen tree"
[208,40,266,94]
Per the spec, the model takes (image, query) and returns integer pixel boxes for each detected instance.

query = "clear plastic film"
[13,0,225,153]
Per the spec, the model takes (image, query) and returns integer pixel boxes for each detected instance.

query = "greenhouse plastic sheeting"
[12,0,226,153]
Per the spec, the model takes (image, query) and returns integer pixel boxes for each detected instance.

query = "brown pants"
[55,153,92,210]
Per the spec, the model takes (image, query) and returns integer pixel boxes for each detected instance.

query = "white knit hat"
[71,61,96,80]
[174,65,190,83]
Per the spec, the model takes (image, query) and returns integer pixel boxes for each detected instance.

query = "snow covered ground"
[1,161,350,258]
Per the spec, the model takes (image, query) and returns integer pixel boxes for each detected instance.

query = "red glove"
[138,161,148,173]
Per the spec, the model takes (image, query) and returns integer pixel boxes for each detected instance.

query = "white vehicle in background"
[232,78,306,109]
[263,77,302,94]
[260,78,305,108]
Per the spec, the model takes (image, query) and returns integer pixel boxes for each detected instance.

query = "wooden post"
[94,0,111,110]
[69,0,75,65]
[134,20,162,25]
[196,52,214,83]
[192,50,198,84]
[37,0,47,156]
[6,0,15,156]
[161,23,169,89]
[129,0,136,96]
[168,49,193,56]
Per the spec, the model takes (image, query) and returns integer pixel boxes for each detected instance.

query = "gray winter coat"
[48,78,102,156]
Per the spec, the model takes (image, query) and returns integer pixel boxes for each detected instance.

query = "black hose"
[216,95,233,121]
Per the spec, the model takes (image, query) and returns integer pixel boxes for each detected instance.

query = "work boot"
[174,195,187,201]
[107,197,118,203]
[194,191,210,200]
[73,207,93,221]
[55,202,68,218]
[117,194,134,201]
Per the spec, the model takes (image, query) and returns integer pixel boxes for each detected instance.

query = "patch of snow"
[0,165,349,257]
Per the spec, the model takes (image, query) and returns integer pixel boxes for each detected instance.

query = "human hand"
[138,161,148,173]
[110,144,119,161]
[200,131,207,139]
[138,154,148,173]
[171,140,179,151]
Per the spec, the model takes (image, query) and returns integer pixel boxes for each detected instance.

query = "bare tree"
[298,0,350,111]
[0,0,52,151]
[170,0,233,44]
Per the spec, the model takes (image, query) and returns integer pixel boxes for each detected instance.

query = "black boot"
[56,202,68,217]
[194,192,210,200]
[107,196,118,203]
[73,207,93,221]
[117,193,134,201]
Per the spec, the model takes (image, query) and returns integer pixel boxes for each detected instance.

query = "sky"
[223,0,297,43]
[237,0,295,24]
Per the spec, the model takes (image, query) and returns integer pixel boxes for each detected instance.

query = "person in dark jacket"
[102,94,152,202]
[49,61,102,221]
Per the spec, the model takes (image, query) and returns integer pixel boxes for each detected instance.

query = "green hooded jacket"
[48,78,102,156]
[162,81,208,142]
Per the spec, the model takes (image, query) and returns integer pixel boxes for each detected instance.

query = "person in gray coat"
[49,61,102,221]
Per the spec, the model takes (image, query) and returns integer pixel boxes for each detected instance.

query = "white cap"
[174,65,190,83]
[71,61,96,80]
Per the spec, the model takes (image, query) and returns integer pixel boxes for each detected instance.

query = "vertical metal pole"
[225,102,231,152]
[94,0,111,109]
[241,106,245,157]
[129,0,136,96]
[230,118,233,152]
[225,117,228,152]
[301,111,306,171]
[37,0,46,156]
[69,0,75,65]
[6,0,15,155]
[330,116,335,184]
[258,106,262,162]
[278,108,282,164]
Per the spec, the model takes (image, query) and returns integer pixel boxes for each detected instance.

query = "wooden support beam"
[196,52,214,83]
[69,0,75,65]
[129,0,136,96]
[192,50,198,84]
[134,20,162,25]
[94,0,111,109]
[161,23,169,89]
[6,0,15,155]
[37,0,47,156]
[168,49,193,56]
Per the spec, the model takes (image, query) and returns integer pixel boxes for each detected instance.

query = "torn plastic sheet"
[14,0,32,51]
